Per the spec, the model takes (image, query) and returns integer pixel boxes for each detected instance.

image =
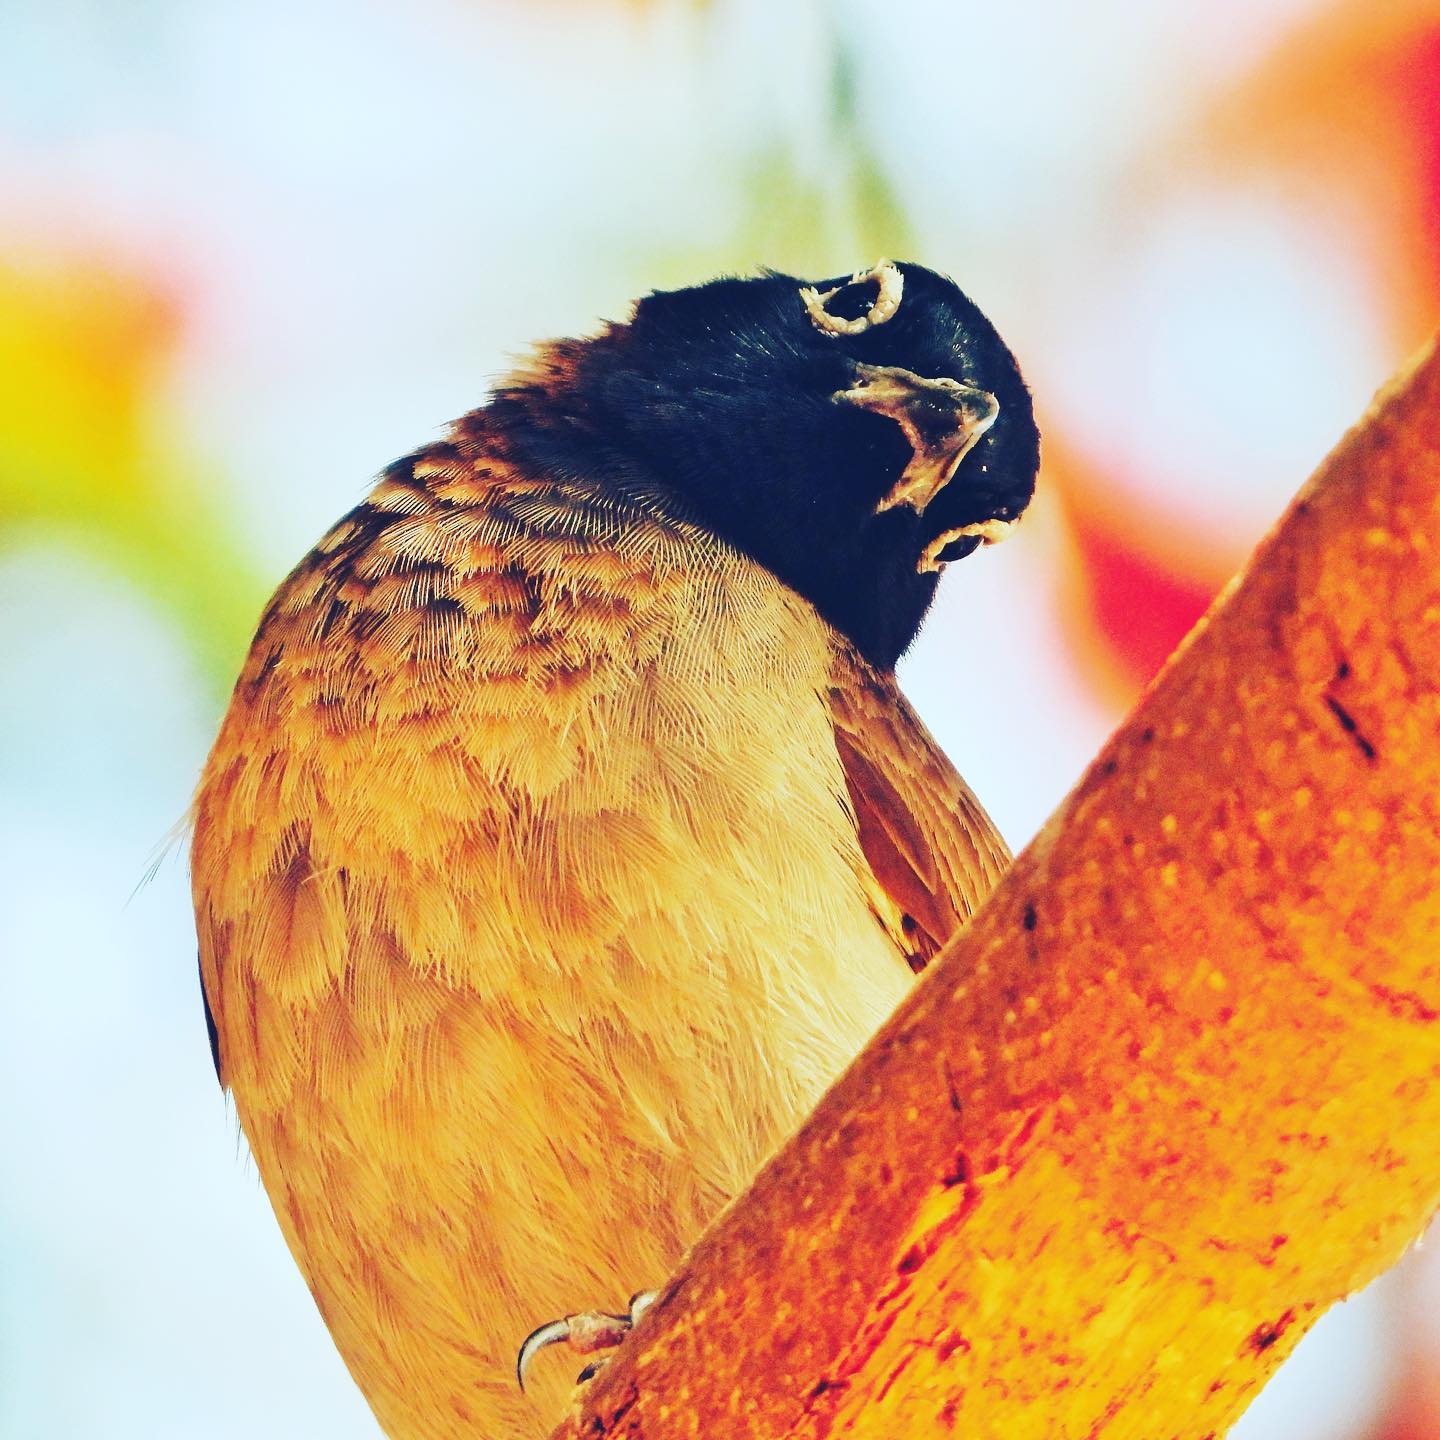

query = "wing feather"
[829,652,1011,971]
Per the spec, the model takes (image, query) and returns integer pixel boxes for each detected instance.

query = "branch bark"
[554,335,1440,1440]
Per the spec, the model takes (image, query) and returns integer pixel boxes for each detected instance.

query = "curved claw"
[516,1318,574,1392]
[515,1291,663,1392]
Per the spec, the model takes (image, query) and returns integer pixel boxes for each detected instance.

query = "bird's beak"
[835,364,1000,515]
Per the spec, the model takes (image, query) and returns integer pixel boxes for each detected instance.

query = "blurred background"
[1,0,1437,1435]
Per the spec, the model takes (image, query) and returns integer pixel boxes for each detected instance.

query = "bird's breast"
[191,448,911,1438]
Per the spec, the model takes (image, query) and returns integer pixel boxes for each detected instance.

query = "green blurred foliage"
[651,32,915,287]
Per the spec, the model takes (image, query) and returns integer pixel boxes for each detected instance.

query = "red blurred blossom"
[1048,442,1231,703]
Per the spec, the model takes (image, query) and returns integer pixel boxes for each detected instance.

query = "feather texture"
[827,658,1011,970]
[192,404,1007,1438]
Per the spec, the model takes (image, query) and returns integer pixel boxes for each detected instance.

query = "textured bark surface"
[553,333,1440,1440]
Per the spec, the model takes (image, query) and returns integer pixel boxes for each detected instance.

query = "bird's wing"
[828,651,1011,972]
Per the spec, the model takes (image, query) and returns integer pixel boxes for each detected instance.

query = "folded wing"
[828,653,1011,972]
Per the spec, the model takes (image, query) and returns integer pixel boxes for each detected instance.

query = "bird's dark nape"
[492,260,1039,669]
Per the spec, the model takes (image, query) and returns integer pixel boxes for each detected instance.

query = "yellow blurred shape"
[0,248,263,688]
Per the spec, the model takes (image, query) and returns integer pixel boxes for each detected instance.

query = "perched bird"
[190,259,1040,1439]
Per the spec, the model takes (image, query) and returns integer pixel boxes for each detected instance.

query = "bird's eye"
[800,261,903,337]
[827,278,885,324]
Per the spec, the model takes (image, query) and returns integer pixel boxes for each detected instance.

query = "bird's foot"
[516,1290,659,1391]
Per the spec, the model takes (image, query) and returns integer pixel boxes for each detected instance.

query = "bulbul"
[191,259,1040,1439]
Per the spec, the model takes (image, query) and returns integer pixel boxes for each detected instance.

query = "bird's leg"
[516,1290,659,1390]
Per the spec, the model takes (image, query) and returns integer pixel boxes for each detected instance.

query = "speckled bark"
[553,333,1440,1440]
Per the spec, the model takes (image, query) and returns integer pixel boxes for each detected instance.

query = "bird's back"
[191,418,918,1438]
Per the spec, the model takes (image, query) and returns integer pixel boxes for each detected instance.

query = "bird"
[190,259,1040,1439]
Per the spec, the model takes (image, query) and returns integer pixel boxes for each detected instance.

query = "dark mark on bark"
[1367,980,1440,1024]
[941,1152,970,1188]
[1023,903,1038,932]
[587,1379,640,1435]
[1323,695,1376,760]
[938,1331,972,1362]
[943,1060,963,1115]
[1247,1309,1295,1355]
[874,1344,924,1406]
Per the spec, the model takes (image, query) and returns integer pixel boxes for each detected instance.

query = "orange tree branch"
[554,335,1440,1440]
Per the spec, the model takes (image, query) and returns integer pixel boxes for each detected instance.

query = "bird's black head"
[501,260,1040,670]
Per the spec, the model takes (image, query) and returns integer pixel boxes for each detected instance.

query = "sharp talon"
[516,1317,574,1392]
[516,1289,663,1392]
[514,1307,636,1392]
